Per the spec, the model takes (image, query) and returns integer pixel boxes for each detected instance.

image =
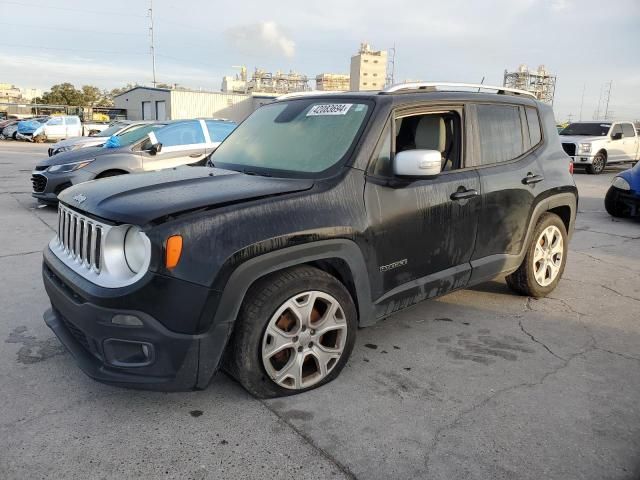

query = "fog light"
[112,314,143,326]
[103,339,154,367]
[580,157,588,162]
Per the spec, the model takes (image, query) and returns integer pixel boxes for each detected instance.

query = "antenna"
[385,44,396,87]
[579,83,585,121]
[148,0,157,87]
[603,80,612,120]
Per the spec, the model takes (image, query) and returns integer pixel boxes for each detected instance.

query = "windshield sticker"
[600,124,611,127]
[307,104,353,116]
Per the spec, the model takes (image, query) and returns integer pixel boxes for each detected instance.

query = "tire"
[96,170,126,179]
[226,265,357,398]
[586,152,606,174]
[12,131,17,140]
[604,188,627,218]
[506,212,568,298]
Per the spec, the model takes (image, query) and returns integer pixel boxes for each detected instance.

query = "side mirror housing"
[146,131,162,155]
[611,132,623,141]
[393,149,442,178]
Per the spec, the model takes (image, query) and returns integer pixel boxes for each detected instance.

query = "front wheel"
[226,266,357,398]
[604,188,628,218]
[506,212,568,297]
[586,152,606,174]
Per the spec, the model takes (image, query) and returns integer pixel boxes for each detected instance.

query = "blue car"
[605,162,640,218]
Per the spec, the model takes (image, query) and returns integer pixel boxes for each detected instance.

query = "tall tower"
[350,43,388,92]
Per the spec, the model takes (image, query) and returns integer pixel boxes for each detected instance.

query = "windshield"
[105,123,166,148]
[96,122,130,137]
[560,123,610,136]
[211,99,371,176]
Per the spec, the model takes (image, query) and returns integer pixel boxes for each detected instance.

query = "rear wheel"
[226,266,357,398]
[586,152,606,174]
[506,212,568,298]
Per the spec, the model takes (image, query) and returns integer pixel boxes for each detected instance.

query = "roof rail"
[276,90,344,101]
[380,82,537,99]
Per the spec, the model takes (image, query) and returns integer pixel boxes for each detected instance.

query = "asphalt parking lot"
[1,140,639,480]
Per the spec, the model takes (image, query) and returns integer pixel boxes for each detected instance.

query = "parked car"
[559,121,640,174]
[40,83,577,397]
[15,117,50,141]
[605,162,640,218]
[18,115,84,142]
[0,119,22,139]
[48,121,156,156]
[82,121,111,137]
[31,119,236,203]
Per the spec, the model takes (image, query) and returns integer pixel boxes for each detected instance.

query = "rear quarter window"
[476,104,525,164]
[525,107,542,146]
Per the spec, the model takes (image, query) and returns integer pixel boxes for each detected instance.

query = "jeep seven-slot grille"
[562,143,576,156]
[31,174,47,192]
[57,204,102,272]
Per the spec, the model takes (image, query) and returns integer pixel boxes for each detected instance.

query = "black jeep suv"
[42,84,577,397]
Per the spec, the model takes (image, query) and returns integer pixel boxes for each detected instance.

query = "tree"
[80,85,103,106]
[39,83,84,106]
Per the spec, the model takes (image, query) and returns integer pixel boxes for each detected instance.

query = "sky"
[0,0,639,121]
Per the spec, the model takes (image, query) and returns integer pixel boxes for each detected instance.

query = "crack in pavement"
[601,285,640,304]
[518,320,566,361]
[9,192,56,233]
[0,250,41,259]
[424,337,597,474]
[258,398,358,480]
[574,227,640,240]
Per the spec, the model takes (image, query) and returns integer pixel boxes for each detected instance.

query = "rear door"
[468,102,544,283]
[140,120,208,171]
[364,104,481,309]
[65,116,82,137]
[621,123,639,161]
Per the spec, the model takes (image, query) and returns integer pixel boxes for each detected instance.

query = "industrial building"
[503,64,557,104]
[315,73,350,91]
[221,67,311,95]
[350,43,387,91]
[113,86,277,122]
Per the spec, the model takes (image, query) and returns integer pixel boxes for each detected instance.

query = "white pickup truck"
[559,121,640,174]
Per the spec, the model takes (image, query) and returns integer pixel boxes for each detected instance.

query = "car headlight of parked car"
[103,225,151,277]
[611,176,631,191]
[47,159,94,173]
[55,144,82,154]
[578,143,592,154]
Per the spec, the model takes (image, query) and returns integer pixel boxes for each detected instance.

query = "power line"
[0,42,146,56]
[0,21,145,37]
[0,0,146,17]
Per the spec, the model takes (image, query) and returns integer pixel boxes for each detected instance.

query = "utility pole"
[579,83,585,121]
[149,0,157,87]
[386,43,396,87]
[594,83,603,120]
[603,80,612,120]
[567,113,573,123]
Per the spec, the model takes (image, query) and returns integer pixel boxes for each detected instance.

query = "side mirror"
[393,149,442,178]
[611,132,623,141]
[146,131,162,154]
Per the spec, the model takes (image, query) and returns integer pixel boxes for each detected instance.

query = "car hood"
[58,167,315,225]
[558,135,606,143]
[36,144,127,167]
[619,165,640,193]
[53,137,106,149]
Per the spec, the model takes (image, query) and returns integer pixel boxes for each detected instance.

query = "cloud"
[225,21,295,58]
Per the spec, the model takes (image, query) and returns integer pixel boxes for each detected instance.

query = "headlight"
[48,159,94,173]
[56,144,81,154]
[578,143,592,154]
[612,176,631,191]
[103,225,151,279]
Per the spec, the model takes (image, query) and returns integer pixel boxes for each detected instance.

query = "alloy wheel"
[532,225,564,287]
[261,291,348,390]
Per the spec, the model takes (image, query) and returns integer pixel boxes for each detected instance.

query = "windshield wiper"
[243,169,272,177]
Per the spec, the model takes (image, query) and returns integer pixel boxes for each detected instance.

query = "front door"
[468,102,544,283]
[44,117,65,139]
[141,120,208,171]
[607,124,625,162]
[364,106,480,317]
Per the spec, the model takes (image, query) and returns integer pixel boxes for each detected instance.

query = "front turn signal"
[165,235,183,269]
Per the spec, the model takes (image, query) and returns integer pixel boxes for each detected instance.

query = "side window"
[610,124,623,139]
[622,123,636,138]
[205,120,236,142]
[476,104,524,164]
[154,121,205,147]
[525,107,542,146]
[47,117,63,126]
[371,110,461,175]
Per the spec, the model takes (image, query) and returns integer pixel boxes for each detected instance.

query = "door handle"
[189,153,204,158]
[522,173,544,185]
[450,188,479,201]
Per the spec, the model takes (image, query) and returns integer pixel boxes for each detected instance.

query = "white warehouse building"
[113,86,276,122]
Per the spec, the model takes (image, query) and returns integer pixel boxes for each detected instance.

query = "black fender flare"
[196,239,374,388]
